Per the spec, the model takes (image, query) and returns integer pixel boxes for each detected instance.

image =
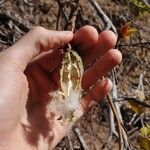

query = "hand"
[0,26,122,150]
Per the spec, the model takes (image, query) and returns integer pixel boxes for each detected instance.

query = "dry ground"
[0,0,149,149]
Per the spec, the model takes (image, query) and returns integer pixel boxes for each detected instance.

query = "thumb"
[3,26,73,70]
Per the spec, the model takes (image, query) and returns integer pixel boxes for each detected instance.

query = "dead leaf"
[128,100,143,114]
[119,22,137,38]
[138,136,150,150]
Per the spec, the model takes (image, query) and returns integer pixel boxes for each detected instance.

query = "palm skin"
[0,26,121,150]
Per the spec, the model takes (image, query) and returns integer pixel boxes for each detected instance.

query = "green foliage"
[138,125,150,150]
[138,137,150,150]
[141,125,150,137]
[125,0,150,17]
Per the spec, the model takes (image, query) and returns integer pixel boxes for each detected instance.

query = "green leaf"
[125,0,150,17]
[138,126,150,150]
[141,125,150,137]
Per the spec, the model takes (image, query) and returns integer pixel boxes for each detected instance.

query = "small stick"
[115,97,150,108]
[128,126,140,136]
[67,134,74,150]
[74,127,89,150]
[108,105,118,139]
[137,74,144,91]
[112,70,123,123]
[143,0,150,8]
[107,93,124,150]
[88,0,117,35]
[0,0,5,5]
[128,113,137,126]
[118,42,150,47]
[56,0,69,21]
[0,13,29,33]
[65,1,80,32]
[56,4,61,30]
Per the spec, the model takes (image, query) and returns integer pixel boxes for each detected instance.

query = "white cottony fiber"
[48,90,81,119]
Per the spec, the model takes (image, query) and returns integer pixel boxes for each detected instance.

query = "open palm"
[0,26,121,150]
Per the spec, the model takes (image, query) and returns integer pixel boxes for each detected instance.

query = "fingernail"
[102,77,108,84]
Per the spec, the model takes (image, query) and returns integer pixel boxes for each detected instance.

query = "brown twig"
[107,93,124,150]
[74,127,89,150]
[56,0,69,21]
[88,0,117,35]
[56,3,61,30]
[118,42,150,47]
[56,0,80,32]
[65,1,81,32]
[107,72,134,149]
[0,13,30,33]
[67,134,74,150]
[0,0,5,5]
[116,97,150,108]
[143,0,150,8]
[0,32,13,45]
[22,0,34,7]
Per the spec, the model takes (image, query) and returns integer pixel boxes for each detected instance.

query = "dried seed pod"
[49,46,84,122]
[60,48,84,99]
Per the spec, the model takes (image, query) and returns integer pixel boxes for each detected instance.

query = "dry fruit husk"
[49,45,84,122]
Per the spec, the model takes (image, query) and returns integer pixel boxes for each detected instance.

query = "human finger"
[35,28,116,73]
[71,25,98,51]
[82,49,122,90]
[82,30,117,68]
[81,78,112,112]
[1,27,73,71]
[35,25,98,72]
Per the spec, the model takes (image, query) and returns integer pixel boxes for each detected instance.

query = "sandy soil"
[0,0,149,149]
